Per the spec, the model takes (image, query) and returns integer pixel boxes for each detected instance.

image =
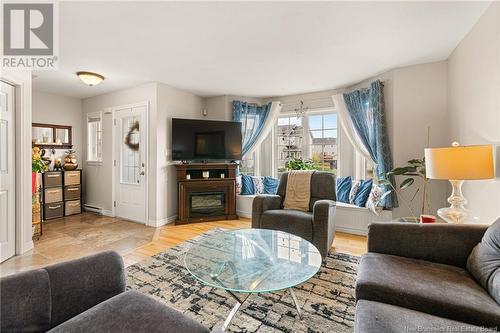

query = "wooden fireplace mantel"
[175,163,238,224]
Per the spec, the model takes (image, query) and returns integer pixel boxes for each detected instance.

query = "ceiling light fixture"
[77,71,104,86]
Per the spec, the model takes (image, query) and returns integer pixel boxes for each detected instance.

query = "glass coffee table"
[184,228,322,331]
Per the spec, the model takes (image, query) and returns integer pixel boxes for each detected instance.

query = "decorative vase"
[32,147,41,160]
[63,150,78,171]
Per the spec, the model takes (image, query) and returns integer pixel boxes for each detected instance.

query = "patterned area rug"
[127,229,359,333]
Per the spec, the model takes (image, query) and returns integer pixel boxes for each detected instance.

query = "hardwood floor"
[0,212,367,277]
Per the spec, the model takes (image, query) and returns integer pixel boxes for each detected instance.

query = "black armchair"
[252,171,337,257]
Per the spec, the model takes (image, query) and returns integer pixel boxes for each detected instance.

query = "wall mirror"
[32,123,72,148]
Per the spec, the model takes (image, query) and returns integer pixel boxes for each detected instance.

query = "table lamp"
[424,142,494,223]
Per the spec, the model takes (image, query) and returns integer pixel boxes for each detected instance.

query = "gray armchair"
[252,171,336,257]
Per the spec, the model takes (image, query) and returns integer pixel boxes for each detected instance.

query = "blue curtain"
[343,80,398,208]
[232,101,272,156]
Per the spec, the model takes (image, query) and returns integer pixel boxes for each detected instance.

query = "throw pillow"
[349,180,361,204]
[236,175,242,195]
[251,176,265,194]
[466,218,500,304]
[263,176,279,194]
[336,176,352,203]
[240,174,255,195]
[353,179,373,207]
[366,184,384,214]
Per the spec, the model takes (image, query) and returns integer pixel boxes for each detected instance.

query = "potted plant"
[379,158,429,221]
[286,158,315,170]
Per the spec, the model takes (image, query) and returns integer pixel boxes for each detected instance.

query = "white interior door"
[114,105,147,223]
[0,81,16,262]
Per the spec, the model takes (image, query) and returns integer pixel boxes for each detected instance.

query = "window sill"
[86,160,103,166]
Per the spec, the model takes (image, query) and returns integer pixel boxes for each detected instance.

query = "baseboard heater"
[83,204,102,214]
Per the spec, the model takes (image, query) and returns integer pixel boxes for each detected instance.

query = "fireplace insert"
[189,192,225,217]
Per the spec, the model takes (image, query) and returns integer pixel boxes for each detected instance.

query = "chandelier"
[293,100,308,118]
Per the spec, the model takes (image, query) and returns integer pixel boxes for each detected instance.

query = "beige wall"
[82,83,158,217]
[32,91,83,162]
[448,2,500,224]
[81,82,206,224]
[156,83,205,222]
[392,62,449,218]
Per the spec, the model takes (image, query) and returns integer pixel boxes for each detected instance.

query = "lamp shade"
[424,144,494,180]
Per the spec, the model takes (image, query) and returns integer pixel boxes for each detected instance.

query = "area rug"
[126,229,359,333]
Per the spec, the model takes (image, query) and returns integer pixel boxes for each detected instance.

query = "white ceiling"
[33,1,491,99]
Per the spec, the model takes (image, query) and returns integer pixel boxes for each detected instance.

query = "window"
[87,112,102,162]
[355,151,376,181]
[276,116,303,177]
[240,151,256,176]
[308,114,337,173]
[274,111,338,176]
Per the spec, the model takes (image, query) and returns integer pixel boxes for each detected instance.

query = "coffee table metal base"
[221,288,302,332]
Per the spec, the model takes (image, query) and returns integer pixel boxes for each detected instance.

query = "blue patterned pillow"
[263,176,279,194]
[353,179,373,207]
[336,176,352,203]
[240,174,255,195]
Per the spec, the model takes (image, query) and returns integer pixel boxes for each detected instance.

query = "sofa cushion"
[356,253,500,328]
[263,176,279,194]
[48,290,210,333]
[44,250,126,328]
[355,300,484,333]
[467,218,500,304]
[336,176,352,203]
[309,172,336,211]
[240,174,255,195]
[353,179,372,207]
[260,209,313,242]
[1,269,52,332]
[252,176,265,194]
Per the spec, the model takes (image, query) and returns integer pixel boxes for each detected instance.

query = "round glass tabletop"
[184,229,322,294]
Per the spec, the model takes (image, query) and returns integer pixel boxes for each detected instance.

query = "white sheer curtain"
[332,94,372,162]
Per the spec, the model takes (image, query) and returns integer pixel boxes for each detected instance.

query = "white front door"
[114,105,147,223]
[0,81,16,262]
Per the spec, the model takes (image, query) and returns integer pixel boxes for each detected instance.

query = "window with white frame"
[87,112,103,162]
[274,111,338,177]
[243,106,376,181]
[276,116,303,176]
[240,151,256,176]
[308,113,338,173]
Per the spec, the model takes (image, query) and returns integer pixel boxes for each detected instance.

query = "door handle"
[139,171,145,176]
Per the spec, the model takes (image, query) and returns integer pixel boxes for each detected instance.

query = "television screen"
[172,118,242,161]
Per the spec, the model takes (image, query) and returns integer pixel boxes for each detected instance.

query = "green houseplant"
[379,158,429,220]
[286,158,315,170]
[32,157,46,174]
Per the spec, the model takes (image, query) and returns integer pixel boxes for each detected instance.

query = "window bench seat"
[236,195,392,236]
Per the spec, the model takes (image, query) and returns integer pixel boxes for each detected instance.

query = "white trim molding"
[2,71,33,255]
[147,215,176,228]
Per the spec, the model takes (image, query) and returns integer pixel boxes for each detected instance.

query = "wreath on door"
[125,121,140,151]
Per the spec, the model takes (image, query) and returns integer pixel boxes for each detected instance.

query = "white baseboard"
[236,210,252,219]
[101,209,114,217]
[335,226,367,236]
[147,215,177,228]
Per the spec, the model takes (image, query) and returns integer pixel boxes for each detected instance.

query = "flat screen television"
[172,118,242,161]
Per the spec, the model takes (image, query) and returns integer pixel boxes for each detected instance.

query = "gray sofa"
[0,251,210,333]
[355,219,500,332]
[252,171,336,257]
